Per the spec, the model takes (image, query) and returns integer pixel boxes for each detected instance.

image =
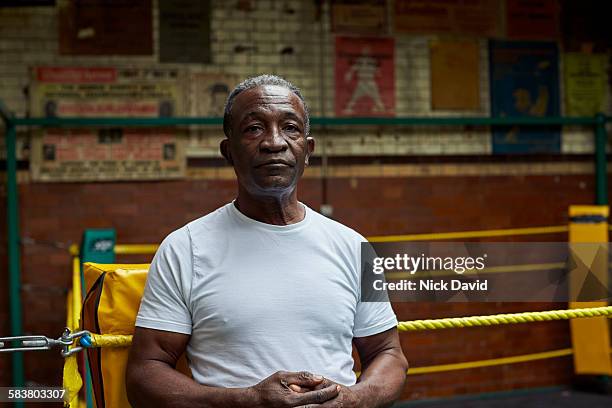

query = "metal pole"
[595,113,608,205]
[6,119,25,404]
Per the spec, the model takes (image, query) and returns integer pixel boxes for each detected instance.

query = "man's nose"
[260,125,288,152]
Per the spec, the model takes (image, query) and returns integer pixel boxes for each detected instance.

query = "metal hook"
[0,328,91,357]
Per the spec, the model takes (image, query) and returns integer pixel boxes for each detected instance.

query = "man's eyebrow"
[281,112,304,124]
[239,111,304,124]
[241,111,261,119]
[237,112,264,125]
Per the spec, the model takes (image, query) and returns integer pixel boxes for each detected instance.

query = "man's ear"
[305,136,315,166]
[220,138,233,165]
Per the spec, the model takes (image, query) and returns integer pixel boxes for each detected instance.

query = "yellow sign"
[564,53,608,116]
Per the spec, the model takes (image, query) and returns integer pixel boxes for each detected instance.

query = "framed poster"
[29,66,186,181]
[395,0,501,37]
[188,72,239,117]
[331,0,387,35]
[564,53,608,116]
[30,128,186,182]
[30,66,183,118]
[335,36,395,117]
[489,41,561,154]
[430,40,480,110]
[58,0,153,55]
[159,0,211,63]
[506,0,559,40]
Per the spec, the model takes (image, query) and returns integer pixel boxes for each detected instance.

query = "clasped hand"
[250,370,361,408]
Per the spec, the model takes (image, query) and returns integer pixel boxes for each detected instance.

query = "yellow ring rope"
[72,224,601,257]
[368,225,569,242]
[86,306,612,348]
[89,334,133,347]
[397,306,612,331]
[68,223,611,257]
[407,348,575,375]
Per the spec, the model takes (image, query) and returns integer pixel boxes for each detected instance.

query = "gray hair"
[223,74,310,137]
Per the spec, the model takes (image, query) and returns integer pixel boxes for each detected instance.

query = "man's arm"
[126,327,341,408]
[352,327,408,407]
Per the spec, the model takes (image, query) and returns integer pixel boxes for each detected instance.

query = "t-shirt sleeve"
[353,299,398,338]
[352,237,398,338]
[135,227,193,335]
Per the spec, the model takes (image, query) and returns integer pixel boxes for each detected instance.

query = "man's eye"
[284,124,299,132]
[245,125,262,133]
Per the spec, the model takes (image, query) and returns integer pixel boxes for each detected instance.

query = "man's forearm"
[351,349,408,408]
[126,360,254,408]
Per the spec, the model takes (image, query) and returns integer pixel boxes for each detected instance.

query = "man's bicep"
[129,327,190,367]
[353,327,402,367]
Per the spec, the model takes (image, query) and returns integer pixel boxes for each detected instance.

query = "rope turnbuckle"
[0,328,90,357]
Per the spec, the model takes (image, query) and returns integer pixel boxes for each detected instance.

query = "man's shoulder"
[185,202,233,234]
[161,203,232,249]
[306,206,367,243]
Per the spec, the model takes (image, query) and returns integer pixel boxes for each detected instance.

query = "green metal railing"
[1,103,611,394]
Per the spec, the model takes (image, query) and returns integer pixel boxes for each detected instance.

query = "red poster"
[335,37,395,117]
[506,0,559,40]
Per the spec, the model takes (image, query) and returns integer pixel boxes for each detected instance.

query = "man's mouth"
[256,160,293,168]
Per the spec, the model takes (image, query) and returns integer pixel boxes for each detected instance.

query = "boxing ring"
[52,214,610,407]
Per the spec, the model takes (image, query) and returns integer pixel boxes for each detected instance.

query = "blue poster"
[489,40,560,154]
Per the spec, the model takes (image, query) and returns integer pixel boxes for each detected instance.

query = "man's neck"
[234,189,305,226]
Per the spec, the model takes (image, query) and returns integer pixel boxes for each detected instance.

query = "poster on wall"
[30,66,184,118]
[185,72,239,158]
[29,66,186,181]
[159,0,211,63]
[30,129,185,182]
[506,0,559,40]
[331,0,387,35]
[489,41,561,154]
[188,72,239,118]
[58,0,153,55]
[430,40,480,110]
[335,36,395,117]
[395,0,501,37]
[564,53,608,116]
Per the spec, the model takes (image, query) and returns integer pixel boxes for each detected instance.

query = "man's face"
[221,85,314,197]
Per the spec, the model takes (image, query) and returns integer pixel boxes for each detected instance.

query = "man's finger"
[289,384,304,392]
[282,371,325,387]
[290,384,340,406]
[310,378,336,391]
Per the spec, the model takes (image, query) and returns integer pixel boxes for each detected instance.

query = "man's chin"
[252,176,296,194]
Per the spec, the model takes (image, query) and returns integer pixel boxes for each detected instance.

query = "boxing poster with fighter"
[335,37,395,117]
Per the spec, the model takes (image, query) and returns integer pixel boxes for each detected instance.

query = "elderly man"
[126,75,408,407]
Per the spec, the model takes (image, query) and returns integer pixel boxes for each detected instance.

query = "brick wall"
[2,171,611,399]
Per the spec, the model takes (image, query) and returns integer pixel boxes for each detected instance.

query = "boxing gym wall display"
[29,66,187,182]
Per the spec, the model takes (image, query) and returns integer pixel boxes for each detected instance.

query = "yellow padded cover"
[82,263,191,408]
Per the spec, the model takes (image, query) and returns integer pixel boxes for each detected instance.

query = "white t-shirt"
[135,202,397,387]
